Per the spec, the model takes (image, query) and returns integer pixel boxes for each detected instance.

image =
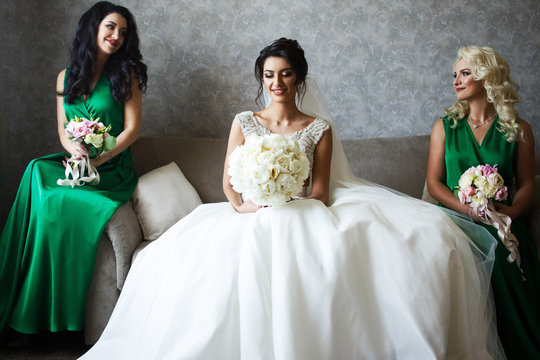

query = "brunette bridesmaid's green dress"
[443,116,540,359]
[0,71,137,337]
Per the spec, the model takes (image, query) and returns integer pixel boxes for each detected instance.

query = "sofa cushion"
[132,240,152,265]
[103,201,143,290]
[132,162,202,241]
[421,181,437,205]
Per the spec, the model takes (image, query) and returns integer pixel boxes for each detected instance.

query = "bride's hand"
[235,200,263,213]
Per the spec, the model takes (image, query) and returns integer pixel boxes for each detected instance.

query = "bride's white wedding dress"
[81,87,503,359]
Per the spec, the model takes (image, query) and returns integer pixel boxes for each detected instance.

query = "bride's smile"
[263,56,297,103]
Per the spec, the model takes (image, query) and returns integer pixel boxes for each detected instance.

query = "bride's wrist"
[230,201,242,212]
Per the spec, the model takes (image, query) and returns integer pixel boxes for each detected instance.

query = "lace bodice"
[235,111,330,172]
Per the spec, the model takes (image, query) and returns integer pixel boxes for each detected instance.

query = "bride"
[81,38,504,359]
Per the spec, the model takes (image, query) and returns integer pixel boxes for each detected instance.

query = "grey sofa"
[84,135,540,344]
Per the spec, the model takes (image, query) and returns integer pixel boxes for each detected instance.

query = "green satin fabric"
[0,71,137,336]
[443,116,540,359]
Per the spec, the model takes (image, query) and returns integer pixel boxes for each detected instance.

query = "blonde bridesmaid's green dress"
[0,71,137,337]
[443,115,540,359]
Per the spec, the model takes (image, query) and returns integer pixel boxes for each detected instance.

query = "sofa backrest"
[341,135,430,198]
[131,135,539,255]
[132,136,229,203]
[131,135,432,202]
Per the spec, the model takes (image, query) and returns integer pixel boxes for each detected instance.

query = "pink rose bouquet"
[57,115,116,187]
[456,164,508,218]
[456,164,523,275]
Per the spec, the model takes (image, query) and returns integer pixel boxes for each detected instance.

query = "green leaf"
[103,136,116,152]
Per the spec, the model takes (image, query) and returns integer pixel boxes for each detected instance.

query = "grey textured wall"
[1,0,539,225]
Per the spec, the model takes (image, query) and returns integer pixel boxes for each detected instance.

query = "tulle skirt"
[81,180,503,359]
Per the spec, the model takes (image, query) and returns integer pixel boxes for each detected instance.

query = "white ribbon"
[57,154,100,187]
[473,201,526,280]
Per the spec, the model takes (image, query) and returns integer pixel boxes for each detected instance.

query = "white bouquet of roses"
[228,134,310,206]
[456,164,521,270]
[57,115,116,187]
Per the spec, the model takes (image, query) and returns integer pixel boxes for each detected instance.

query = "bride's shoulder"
[234,111,258,126]
[311,117,331,132]
[235,111,255,121]
[234,111,264,136]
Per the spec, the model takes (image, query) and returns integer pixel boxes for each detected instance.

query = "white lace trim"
[235,111,330,171]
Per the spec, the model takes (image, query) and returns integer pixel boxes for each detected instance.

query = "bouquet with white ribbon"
[57,115,116,187]
[456,164,523,276]
[228,134,310,206]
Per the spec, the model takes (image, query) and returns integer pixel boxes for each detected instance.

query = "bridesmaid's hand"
[234,200,263,213]
[493,203,519,220]
[89,155,108,169]
[69,142,87,160]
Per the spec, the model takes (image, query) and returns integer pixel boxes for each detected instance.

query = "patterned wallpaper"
[1,0,539,224]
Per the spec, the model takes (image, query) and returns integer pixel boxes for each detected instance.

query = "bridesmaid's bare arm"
[91,71,142,167]
[494,120,535,219]
[57,69,87,159]
[427,118,471,216]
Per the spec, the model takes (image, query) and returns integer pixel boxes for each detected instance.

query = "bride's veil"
[264,77,505,359]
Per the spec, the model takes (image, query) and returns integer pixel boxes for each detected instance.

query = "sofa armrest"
[103,201,143,290]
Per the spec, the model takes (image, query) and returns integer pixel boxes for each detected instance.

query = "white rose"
[458,174,475,188]
[474,167,484,177]
[471,191,488,211]
[473,176,489,193]
[487,173,504,189]
[483,183,497,198]
[227,134,309,206]
[84,133,103,149]
[252,165,271,184]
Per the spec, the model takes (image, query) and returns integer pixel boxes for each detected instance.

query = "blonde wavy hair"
[445,46,522,142]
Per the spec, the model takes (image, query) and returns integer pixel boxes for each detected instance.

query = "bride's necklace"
[468,113,496,129]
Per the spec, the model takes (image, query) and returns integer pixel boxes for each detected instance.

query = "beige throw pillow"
[421,180,438,205]
[132,162,202,240]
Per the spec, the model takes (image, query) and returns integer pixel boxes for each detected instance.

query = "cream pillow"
[132,162,202,240]
[421,180,438,205]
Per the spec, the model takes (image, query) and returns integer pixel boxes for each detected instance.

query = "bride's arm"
[305,128,332,205]
[222,120,262,213]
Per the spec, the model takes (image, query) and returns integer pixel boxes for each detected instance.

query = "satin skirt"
[81,182,502,359]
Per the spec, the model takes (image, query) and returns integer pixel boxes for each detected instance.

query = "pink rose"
[458,186,476,204]
[477,209,486,219]
[73,125,89,138]
[463,166,477,176]
[495,186,508,201]
[482,164,498,177]
[85,119,101,131]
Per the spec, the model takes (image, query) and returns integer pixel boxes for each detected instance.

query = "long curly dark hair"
[62,1,147,104]
[254,38,308,108]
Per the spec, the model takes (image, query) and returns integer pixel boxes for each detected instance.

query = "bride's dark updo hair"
[254,38,308,108]
[62,1,147,104]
